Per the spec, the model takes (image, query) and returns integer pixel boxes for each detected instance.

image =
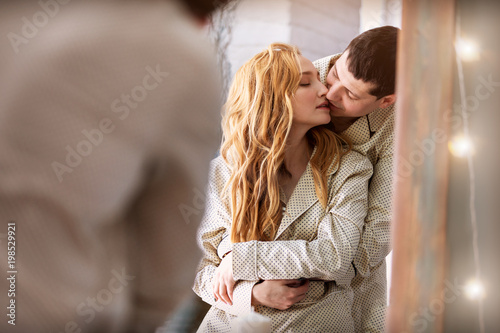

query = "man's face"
[325,51,385,119]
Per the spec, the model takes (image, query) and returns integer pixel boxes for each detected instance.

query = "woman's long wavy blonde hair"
[221,43,347,243]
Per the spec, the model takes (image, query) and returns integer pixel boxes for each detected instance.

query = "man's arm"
[354,132,394,277]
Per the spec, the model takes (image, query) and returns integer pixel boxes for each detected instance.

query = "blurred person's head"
[179,0,234,20]
[220,43,346,243]
[326,25,399,119]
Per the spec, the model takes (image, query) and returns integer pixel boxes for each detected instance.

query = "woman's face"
[291,55,331,129]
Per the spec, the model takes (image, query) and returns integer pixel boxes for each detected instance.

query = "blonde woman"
[193,43,372,332]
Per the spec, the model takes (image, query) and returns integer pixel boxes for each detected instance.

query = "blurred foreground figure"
[0,1,226,332]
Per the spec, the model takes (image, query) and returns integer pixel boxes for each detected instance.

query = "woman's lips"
[316,102,329,109]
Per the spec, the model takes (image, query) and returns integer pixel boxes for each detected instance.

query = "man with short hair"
[251,26,399,332]
[314,25,398,332]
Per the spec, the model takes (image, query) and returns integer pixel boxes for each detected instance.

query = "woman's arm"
[192,158,261,316]
[192,158,229,302]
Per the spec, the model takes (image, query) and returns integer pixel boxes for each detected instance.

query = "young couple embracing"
[194,26,399,332]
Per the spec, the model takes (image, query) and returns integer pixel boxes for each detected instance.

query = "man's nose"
[326,83,341,102]
[318,83,328,97]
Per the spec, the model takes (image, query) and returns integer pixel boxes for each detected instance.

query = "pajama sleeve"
[353,132,394,277]
[192,158,259,316]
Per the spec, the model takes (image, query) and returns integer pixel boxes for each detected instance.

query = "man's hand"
[212,252,235,305]
[251,279,309,310]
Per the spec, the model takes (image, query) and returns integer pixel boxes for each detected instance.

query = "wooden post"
[388,0,455,332]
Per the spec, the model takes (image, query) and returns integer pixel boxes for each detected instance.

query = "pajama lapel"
[274,163,319,240]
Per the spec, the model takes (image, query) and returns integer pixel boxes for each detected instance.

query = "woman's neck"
[284,138,310,171]
[283,127,311,179]
[279,130,310,201]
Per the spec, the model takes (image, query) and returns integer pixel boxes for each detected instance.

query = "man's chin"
[329,110,344,118]
[332,115,359,121]
[329,104,344,117]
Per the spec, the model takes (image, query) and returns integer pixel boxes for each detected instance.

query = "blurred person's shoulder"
[0,1,218,70]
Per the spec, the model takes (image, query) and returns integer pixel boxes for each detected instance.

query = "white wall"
[227,0,361,79]
[290,0,361,61]
[227,0,291,80]
[360,0,402,33]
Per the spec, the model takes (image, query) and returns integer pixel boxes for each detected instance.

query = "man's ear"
[379,94,396,109]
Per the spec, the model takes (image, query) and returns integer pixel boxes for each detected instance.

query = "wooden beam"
[388,0,455,332]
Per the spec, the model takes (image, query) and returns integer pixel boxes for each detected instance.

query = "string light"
[455,38,480,62]
[455,11,485,333]
[448,136,474,157]
[465,279,485,301]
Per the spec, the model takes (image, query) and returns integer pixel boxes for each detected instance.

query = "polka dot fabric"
[314,54,395,332]
[193,149,373,332]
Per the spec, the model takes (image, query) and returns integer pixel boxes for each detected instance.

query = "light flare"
[455,38,480,62]
[465,279,485,300]
[449,136,474,157]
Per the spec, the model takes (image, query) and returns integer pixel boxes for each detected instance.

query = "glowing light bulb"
[456,38,480,62]
[449,136,473,157]
[465,279,485,300]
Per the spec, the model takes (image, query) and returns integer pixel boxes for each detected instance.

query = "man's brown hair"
[345,25,399,99]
